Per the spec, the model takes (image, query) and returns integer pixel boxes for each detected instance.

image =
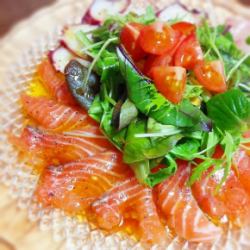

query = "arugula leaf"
[184,84,203,100]
[207,89,250,132]
[170,138,201,160]
[145,155,177,187]
[188,158,222,186]
[88,94,103,122]
[117,46,211,131]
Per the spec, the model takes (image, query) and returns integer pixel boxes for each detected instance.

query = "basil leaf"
[207,89,250,132]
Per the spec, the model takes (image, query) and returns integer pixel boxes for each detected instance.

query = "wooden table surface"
[0,1,249,250]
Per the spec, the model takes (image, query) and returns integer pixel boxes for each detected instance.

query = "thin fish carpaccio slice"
[233,149,250,195]
[34,151,132,214]
[10,126,114,165]
[191,165,250,227]
[37,59,77,106]
[21,94,96,131]
[156,160,222,242]
[90,177,168,248]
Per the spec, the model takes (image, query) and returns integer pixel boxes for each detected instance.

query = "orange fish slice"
[90,177,168,247]
[192,165,250,227]
[156,160,222,242]
[34,151,131,215]
[10,126,114,165]
[21,95,96,131]
[233,149,250,195]
[37,59,77,106]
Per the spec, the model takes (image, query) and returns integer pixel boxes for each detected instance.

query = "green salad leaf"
[207,89,250,132]
[117,46,211,131]
[170,138,201,161]
[145,155,177,187]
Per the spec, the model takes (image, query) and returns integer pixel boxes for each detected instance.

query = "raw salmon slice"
[233,149,250,195]
[21,95,96,131]
[90,177,168,247]
[192,165,250,227]
[34,151,131,214]
[37,59,77,106]
[10,126,114,165]
[156,161,221,242]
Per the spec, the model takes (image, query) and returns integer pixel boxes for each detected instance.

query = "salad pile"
[56,6,250,189]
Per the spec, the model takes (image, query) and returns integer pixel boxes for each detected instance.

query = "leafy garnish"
[117,46,211,130]
[145,155,177,187]
[207,89,250,132]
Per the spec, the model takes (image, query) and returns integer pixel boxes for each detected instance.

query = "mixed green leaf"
[66,6,250,188]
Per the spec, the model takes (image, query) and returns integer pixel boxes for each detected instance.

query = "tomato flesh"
[120,23,146,61]
[144,54,173,78]
[139,22,177,55]
[151,66,187,104]
[171,22,196,36]
[194,60,227,93]
[174,34,203,70]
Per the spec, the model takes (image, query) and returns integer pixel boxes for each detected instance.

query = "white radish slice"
[82,0,131,24]
[49,46,90,73]
[227,18,250,54]
[157,3,197,23]
[61,24,97,58]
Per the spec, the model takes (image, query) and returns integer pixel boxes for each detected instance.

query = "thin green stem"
[84,37,118,86]
[227,53,250,81]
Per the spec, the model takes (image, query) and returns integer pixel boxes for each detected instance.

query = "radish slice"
[227,18,250,54]
[61,24,97,57]
[49,46,90,73]
[82,0,131,24]
[157,3,198,23]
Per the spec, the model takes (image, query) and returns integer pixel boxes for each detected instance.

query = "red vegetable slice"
[120,23,146,61]
[151,66,187,104]
[174,33,203,70]
[139,22,177,55]
[194,60,227,93]
[171,21,196,36]
[144,54,172,78]
[82,0,131,24]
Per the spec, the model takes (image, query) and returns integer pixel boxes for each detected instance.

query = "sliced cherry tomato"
[194,60,227,93]
[144,54,173,78]
[120,22,146,61]
[139,22,177,55]
[151,66,187,104]
[171,21,196,36]
[174,33,203,70]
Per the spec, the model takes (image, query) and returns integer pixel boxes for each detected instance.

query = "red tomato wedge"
[194,60,227,93]
[174,34,203,70]
[144,54,172,78]
[120,22,146,61]
[171,21,196,36]
[139,22,177,55]
[151,66,187,104]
